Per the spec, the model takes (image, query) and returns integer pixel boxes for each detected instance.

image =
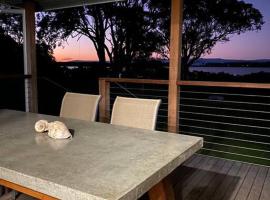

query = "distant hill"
[192,58,270,67]
[56,58,270,68]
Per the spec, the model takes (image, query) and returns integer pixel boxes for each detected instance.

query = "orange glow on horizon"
[53,36,99,62]
[54,49,98,62]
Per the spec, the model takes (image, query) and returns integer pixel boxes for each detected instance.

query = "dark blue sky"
[54,0,270,61]
[205,0,270,60]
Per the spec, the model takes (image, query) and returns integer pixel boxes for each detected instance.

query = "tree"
[37,0,165,69]
[0,28,23,74]
[150,0,264,78]
[38,0,263,78]
[105,1,164,66]
[0,13,24,43]
[37,5,109,64]
[0,13,55,75]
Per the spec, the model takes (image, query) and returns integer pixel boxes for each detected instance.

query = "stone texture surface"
[0,110,203,200]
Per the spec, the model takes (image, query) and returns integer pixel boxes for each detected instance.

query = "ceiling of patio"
[1,0,123,10]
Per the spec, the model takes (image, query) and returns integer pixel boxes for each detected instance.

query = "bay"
[190,67,270,75]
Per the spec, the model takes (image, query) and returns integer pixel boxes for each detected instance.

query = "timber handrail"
[178,81,270,89]
[99,78,168,85]
[98,78,168,124]
[99,78,270,89]
[99,77,270,130]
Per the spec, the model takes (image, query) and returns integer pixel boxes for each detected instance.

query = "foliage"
[0,0,265,79]
[150,0,264,78]
[0,13,23,43]
[0,29,23,74]
[0,16,55,75]
[37,6,109,63]
[104,1,165,65]
[37,0,165,68]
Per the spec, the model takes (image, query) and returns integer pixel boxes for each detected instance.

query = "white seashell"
[35,120,49,133]
[47,121,72,139]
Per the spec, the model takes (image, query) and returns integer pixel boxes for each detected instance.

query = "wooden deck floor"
[168,154,270,200]
[3,155,270,200]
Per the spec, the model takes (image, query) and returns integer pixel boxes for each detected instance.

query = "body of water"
[190,67,270,75]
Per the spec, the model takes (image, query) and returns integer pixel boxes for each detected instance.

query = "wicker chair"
[60,92,101,121]
[111,96,161,131]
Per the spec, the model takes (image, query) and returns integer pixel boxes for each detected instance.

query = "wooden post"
[168,0,184,133]
[23,0,38,113]
[99,79,110,123]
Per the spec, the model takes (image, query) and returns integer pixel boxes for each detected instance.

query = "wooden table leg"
[148,178,175,200]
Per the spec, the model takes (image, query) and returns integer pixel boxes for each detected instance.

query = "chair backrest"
[111,96,161,130]
[60,92,101,122]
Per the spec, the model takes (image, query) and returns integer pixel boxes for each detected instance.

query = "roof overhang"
[0,0,123,11]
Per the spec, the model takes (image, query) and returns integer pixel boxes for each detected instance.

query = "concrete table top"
[0,110,203,200]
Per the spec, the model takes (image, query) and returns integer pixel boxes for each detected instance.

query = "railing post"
[23,0,38,113]
[99,79,111,123]
[168,0,184,133]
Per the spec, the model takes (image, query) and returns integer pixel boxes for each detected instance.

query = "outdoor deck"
[168,154,270,200]
[10,154,270,200]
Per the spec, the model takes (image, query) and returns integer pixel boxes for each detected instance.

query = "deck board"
[234,165,260,200]
[197,159,234,200]
[247,167,268,200]
[211,161,242,200]
[176,156,217,199]
[184,158,226,200]
[225,162,251,200]
[169,154,200,187]
[3,154,270,200]
[260,168,270,200]
[172,154,269,200]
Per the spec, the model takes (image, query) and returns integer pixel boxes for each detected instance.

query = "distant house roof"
[1,0,123,11]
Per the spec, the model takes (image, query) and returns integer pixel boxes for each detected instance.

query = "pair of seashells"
[35,120,72,139]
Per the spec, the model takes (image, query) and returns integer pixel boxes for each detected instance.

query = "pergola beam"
[38,0,125,11]
[168,0,184,133]
[0,0,124,11]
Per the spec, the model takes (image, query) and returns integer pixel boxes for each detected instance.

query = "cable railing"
[179,84,270,166]
[99,78,270,166]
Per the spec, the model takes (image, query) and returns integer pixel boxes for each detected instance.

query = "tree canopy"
[150,0,264,78]
[0,28,23,74]
[0,13,55,76]
[37,0,165,68]
[1,0,264,78]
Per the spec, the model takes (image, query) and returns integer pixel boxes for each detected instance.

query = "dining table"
[0,109,203,200]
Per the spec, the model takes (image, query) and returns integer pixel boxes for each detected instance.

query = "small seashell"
[47,121,72,139]
[35,120,49,133]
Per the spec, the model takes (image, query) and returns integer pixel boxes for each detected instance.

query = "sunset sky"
[53,0,270,62]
